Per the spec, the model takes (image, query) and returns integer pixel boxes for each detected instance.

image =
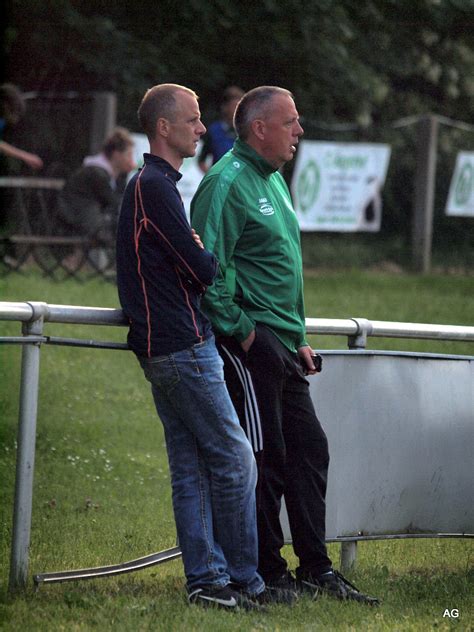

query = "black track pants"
[216,324,332,581]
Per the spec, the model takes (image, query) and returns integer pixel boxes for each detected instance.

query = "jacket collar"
[143,153,183,182]
[232,138,277,179]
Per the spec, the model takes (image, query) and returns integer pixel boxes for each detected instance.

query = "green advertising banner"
[291,141,391,232]
[446,152,474,217]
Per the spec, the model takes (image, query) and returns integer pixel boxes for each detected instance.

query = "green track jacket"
[191,138,308,353]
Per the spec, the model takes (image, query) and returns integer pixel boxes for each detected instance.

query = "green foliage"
[5,0,474,125]
[4,0,474,258]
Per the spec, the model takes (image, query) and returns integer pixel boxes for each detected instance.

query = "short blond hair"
[138,83,198,140]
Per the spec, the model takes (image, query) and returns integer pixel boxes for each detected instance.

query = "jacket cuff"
[234,312,256,343]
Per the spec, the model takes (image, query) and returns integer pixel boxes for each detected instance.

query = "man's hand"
[241,329,256,353]
[298,345,318,375]
[191,228,204,249]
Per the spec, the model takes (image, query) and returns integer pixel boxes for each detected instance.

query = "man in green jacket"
[191,86,378,605]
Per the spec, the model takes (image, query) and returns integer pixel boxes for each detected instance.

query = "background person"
[57,127,136,240]
[191,86,379,605]
[197,85,244,173]
[0,83,44,266]
[115,83,274,611]
[56,127,136,271]
[0,83,43,172]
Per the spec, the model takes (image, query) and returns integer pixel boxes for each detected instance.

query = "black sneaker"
[188,584,264,611]
[252,584,298,606]
[297,570,380,605]
[266,571,298,591]
[266,570,319,601]
[231,577,297,606]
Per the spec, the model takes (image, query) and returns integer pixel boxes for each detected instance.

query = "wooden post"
[89,92,117,154]
[412,114,439,273]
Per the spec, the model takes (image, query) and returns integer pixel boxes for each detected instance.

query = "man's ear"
[251,118,265,141]
[156,117,170,138]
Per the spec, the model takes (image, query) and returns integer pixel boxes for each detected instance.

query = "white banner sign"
[131,133,204,221]
[291,141,391,232]
[445,152,474,217]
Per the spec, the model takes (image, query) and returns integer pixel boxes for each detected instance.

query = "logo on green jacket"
[297,159,320,213]
[258,197,275,215]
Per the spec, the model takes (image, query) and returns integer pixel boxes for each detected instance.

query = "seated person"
[57,127,136,239]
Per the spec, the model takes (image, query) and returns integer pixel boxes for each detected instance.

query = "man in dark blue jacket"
[198,85,244,173]
[116,84,277,611]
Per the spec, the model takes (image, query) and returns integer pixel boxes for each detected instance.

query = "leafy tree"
[3,0,474,259]
[5,0,474,126]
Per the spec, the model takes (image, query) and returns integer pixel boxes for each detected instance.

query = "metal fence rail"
[1,300,473,592]
[3,301,474,339]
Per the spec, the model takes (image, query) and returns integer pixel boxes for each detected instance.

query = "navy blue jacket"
[116,153,218,357]
[198,120,236,165]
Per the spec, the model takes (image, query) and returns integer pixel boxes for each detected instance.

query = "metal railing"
[1,300,473,592]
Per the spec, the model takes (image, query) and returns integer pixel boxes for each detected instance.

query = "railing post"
[348,318,372,349]
[344,316,372,570]
[340,541,358,573]
[8,303,46,593]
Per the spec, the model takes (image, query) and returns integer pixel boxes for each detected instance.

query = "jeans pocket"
[138,355,180,392]
[192,341,225,384]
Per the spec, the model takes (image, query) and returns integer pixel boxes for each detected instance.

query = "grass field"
[1,269,473,631]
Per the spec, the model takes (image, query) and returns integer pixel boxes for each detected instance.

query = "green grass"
[1,270,473,631]
[302,268,474,356]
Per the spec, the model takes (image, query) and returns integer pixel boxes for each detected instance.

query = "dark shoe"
[297,570,380,605]
[266,570,319,601]
[188,584,264,611]
[259,571,299,604]
[232,573,298,606]
[252,584,298,606]
[266,571,298,591]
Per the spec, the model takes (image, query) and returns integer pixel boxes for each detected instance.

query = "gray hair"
[234,86,293,140]
[138,83,198,140]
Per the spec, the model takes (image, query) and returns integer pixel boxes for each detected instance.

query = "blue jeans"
[139,336,264,595]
